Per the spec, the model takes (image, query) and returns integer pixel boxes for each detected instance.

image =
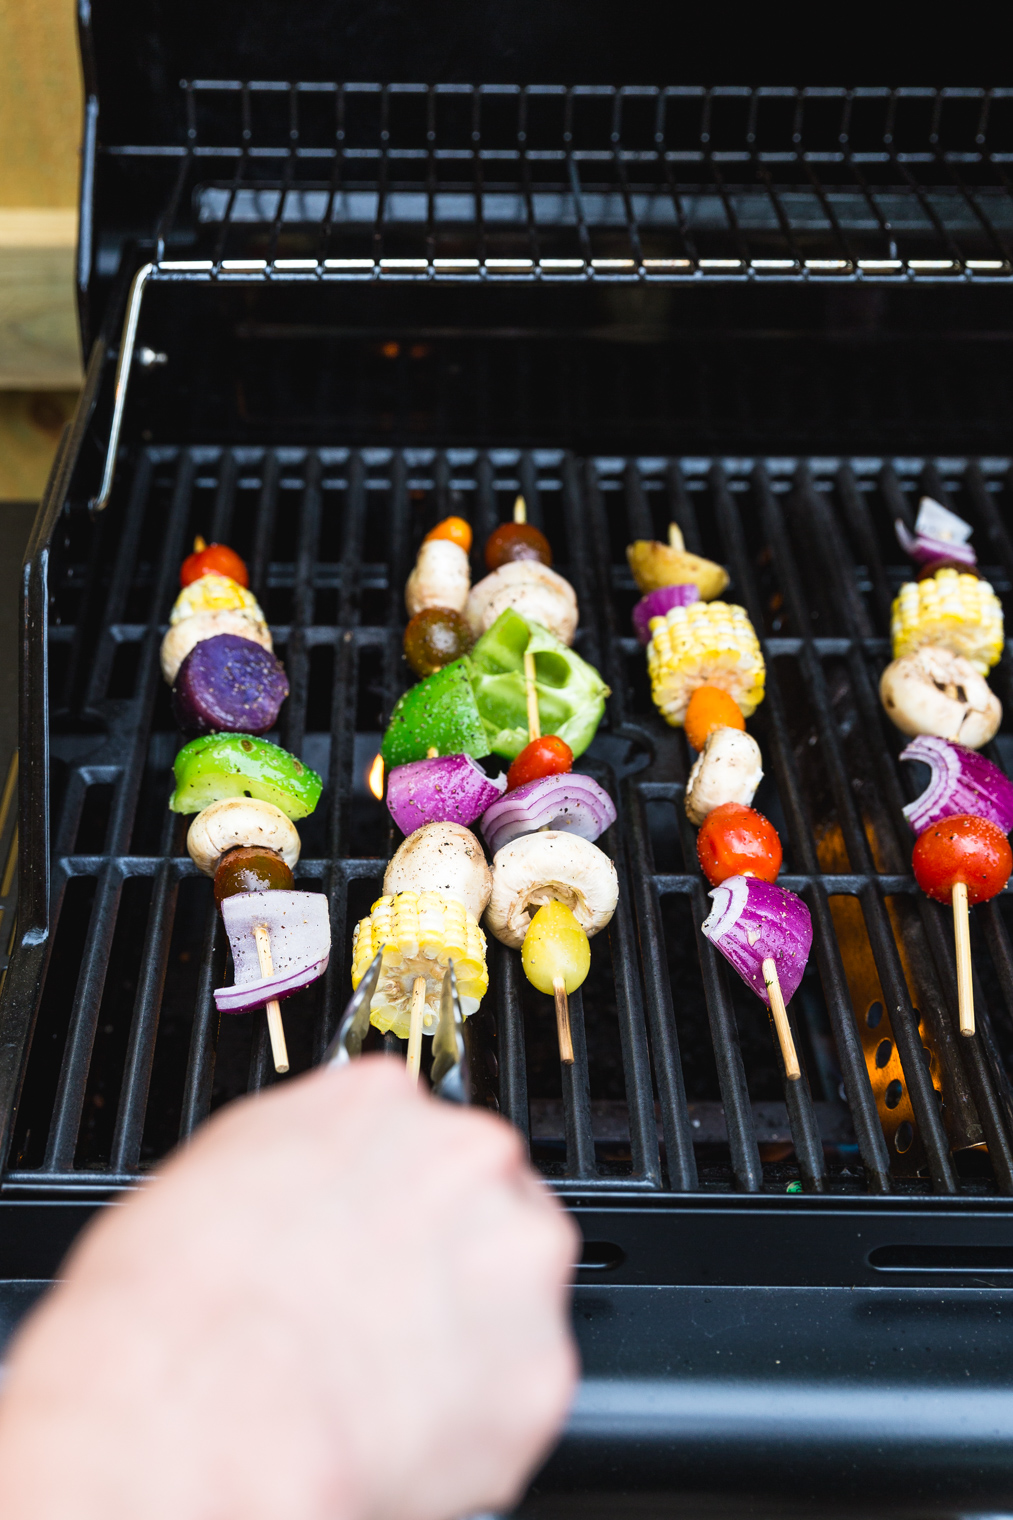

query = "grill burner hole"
[875,1039,894,1069]
[885,1080,904,1111]
[866,1000,884,1029]
[894,1121,915,1154]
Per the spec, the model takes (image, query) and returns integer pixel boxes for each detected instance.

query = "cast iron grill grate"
[4,448,1013,1197]
[102,85,1013,283]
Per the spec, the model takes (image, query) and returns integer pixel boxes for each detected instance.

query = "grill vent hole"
[866,1000,883,1029]
[875,1039,893,1068]
[885,1079,904,1110]
[894,1120,915,1154]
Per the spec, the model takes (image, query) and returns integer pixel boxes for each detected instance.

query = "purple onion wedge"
[895,497,976,568]
[901,735,1013,836]
[481,772,617,853]
[701,875,812,1008]
[632,583,699,645]
[173,634,289,736]
[386,753,506,834]
[215,889,330,1013]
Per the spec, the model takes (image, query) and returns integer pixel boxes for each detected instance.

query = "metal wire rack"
[4,445,1013,1201]
[98,84,1013,283]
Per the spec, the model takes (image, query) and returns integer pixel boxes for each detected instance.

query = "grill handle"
[89,261,154,514]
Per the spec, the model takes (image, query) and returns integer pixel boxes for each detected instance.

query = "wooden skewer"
[762,957,801,1081]
[253,924,289,1075]
[514,494,527,524]
[553,976,574,1065]
[667,521,685,551]
[524,649,540,741]
[406,975,427,1084]
[193,533,207,553]
[952,880,975,1037]
[426,746,439,758]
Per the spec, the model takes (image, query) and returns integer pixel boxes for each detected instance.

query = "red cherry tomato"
[506,735,573,791]
[485,522,553,571]
[912,815,1012,905]
[180,540,249,588]
[697,802,782,887]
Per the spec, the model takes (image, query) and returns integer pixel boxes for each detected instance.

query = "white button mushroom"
[879,645,1001,749]
[160,608,273,685]
[187,797,302,876]
[405,539,471,618]
[684,726,764,826]
[484,831,618,949]
[383,821,493,920]
[466,561,579,646]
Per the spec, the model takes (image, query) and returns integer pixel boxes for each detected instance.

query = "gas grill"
[4,4,1013,1513]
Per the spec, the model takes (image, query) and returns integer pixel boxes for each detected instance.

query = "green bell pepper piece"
[170,733,322,820]
[380,659,491,769]
[468,608,609,760]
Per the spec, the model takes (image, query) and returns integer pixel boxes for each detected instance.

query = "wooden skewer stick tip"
[553,976,574,1065]
[762,957,800,1081]
[667,521,685,551]
[406,975,427,1084]
[952,880,975,1038]
[253,923,289,1075]
[426,746,439,758]
[513,494,527,524]
[193,534,207,553]
[523,648,540,741]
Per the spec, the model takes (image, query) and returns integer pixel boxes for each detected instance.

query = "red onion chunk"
[215,889,330,1013]
[481,772,617,853]
[895,497,976,567]
[701,875,812,1008]
[901,735,1013,836]
[632,584,699,645]
[387,753,506,833]
[173,634,290,736]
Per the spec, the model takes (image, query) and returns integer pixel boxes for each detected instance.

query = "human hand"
[0,1057,578,1520]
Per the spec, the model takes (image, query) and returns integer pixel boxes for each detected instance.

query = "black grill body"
[4,6,1013,1514]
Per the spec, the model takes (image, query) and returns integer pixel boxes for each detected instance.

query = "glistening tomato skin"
[180,543,249,588]
[912,814,1012,904]
[697,802,782,887]
[485,522,553,571]
[506,735,573,791]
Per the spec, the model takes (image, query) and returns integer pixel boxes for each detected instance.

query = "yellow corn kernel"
[891,568,1004,675]
[351,890,488,1039]
[646,601,766,727]
[169,571,265,625]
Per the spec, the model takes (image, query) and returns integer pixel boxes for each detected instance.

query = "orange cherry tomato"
[684,685,746,751]
[697,802,782,886]
[485,522,552,571]
[506,735,573,791]
[180,539,249,588]
[424,516,473,553]
[912,815,1012,904]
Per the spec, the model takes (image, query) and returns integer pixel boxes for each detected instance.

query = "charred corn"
[891,568,1004,675]
[351,889,488,1039]
[646,601,765,727]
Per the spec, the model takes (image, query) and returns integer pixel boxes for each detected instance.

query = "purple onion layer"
[386,753,506,834]
[701,875,812,1008]
[901,735,1013,836]
[632,583,699,645]
[173,634,289,736]
[215,889,330,1013]
[481,772,617,853]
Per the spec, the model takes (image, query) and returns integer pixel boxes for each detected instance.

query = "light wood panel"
[0,0,83,208]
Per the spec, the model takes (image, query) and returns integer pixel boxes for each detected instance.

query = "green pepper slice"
[170,733,322,820]
[468,609,609,760]
[380,659,491,769]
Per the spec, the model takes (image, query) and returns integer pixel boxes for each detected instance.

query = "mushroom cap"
[160,608,273,684]
[383,821,492,919]
[187,797,302,877]
[484,830,618,949]
[466,562,578,646]
[685,726,763,826]
[879,645,1001,749]
[405,539,471,618]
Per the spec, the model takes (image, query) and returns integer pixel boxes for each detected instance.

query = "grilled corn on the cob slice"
[646,601,765,727]
[891,568,1004,675]
[351,890,488,1039]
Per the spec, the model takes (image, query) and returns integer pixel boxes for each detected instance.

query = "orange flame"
[367,753,385,801]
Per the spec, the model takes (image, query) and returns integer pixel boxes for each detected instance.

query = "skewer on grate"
[253,923,290,1074]
[762,957,801,1081]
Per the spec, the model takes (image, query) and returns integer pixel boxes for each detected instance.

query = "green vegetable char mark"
[170,733,323,820]
[469,609,609,760]
[380,659,491,769]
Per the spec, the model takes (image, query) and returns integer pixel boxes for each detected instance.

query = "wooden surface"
[0,0,83,492]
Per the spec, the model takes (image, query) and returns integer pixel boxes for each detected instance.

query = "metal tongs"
[324,951,470,1104]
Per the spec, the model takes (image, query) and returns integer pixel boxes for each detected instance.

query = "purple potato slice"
[172,634,289,736]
